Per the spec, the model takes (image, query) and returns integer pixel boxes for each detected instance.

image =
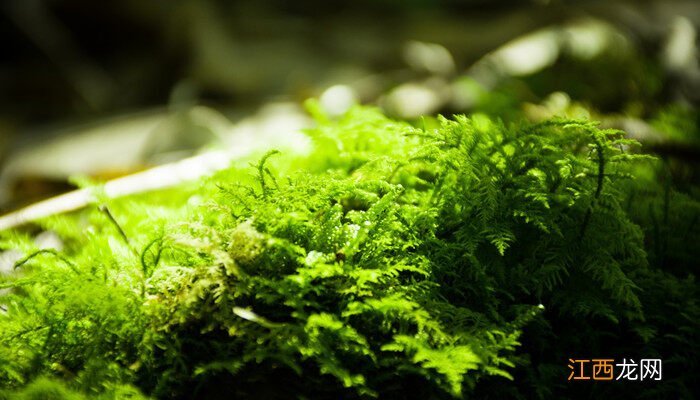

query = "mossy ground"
[1,104,698,399]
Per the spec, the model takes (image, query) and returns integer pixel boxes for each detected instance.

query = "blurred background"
[0,0,698,215]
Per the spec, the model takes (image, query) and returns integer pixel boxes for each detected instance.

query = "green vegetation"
[1,103,698,399]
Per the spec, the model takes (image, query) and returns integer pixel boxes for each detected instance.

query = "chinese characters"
[567,358,662,381]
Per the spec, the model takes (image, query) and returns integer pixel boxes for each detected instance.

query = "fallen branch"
[0,149,238,231]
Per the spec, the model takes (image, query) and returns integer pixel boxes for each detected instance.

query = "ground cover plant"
[1,103,698,399]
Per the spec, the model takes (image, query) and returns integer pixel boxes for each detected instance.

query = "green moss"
[2,377,86,400]
[1,105,698,398]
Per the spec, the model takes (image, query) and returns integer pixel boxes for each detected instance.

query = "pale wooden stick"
[0,149,239,231]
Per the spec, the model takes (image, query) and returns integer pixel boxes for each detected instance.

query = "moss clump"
[1,105,698,399]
